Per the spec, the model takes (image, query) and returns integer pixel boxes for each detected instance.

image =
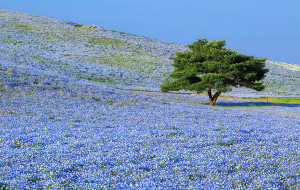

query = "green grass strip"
[221,96,300,104]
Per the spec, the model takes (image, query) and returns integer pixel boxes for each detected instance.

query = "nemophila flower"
[0,8,299,189]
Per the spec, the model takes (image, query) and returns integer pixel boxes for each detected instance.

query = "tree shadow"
[215,101,299,107]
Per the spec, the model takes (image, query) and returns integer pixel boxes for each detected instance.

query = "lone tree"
[161,39,268,105]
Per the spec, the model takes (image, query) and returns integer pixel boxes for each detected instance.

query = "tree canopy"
[161,39,269,105]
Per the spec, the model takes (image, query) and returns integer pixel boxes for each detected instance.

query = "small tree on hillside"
[161,39,268,105]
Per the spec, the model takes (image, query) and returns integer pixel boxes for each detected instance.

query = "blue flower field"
[0,9,299,189]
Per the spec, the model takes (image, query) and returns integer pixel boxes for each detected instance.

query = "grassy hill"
[0,9,187,90]
[0,9,299,189]
[1,9,299,97]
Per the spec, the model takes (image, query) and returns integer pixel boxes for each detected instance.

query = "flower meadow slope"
[0,9,300,189]
[0,9,299,95]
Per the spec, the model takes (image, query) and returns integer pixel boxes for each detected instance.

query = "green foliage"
[33,55,70,66]
[0,109,20,115]
[27,176,41,183]
[15,24,37,32]
[13,140,22,148]
[0,182,10,190]
[161,39,268,105]
[84,36,135,48]
[66,53,160,77]
[0,37,43,46]
[78,74,117,84]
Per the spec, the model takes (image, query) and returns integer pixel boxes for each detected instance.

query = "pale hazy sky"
[2,0,300,65]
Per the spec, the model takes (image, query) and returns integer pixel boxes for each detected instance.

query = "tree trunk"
[207,88,214,105]
[207,88,221,106]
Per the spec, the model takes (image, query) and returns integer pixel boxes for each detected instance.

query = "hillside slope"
[0,9,187,90]
[0,9,299,97]
[0,9,299,189]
